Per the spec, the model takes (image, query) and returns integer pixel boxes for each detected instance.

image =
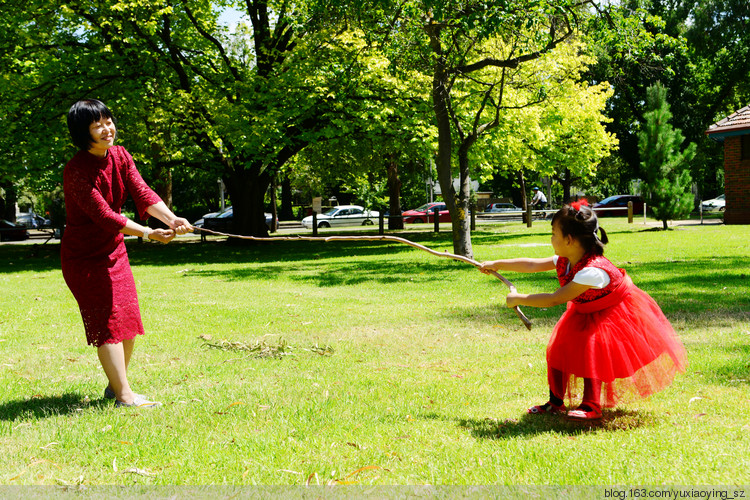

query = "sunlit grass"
[1,220,748,485]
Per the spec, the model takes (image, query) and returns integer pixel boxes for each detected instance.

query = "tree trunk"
[0,181,17,221]
[386,154,404,230]
[279,173,295,221]
[562,167,572,203]
[518,170,529,224]
[228,165,272,238]
[518,170,528,210]
[269,176,278,232]
[552,168,580,204]
[454,141,474,259]
[426,23,472,257]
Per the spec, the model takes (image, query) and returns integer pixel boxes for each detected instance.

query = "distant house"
[705,105,750,224]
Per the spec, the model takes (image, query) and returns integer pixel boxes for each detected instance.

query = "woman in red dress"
[62,99,192,408]
[480,200,687,420]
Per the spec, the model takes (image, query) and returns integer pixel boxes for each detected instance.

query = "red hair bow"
[571,199,589,211]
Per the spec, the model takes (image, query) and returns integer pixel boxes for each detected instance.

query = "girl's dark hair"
[67,99,116,151]
[551,201,609,255]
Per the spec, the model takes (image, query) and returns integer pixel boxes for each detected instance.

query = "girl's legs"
[98,341,136,404]
[547,367,565,406]
[529,367,566,414]
[539,366,603,419]
[580,378,602,413]
[567,378,603,419]
[550,367,602,412]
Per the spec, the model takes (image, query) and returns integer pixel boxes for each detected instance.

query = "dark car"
[592,195,644,217]
[0,219,29,241]
[202,206,277,232]
[402,202,451,223]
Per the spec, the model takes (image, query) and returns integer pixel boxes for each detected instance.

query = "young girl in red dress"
[480,200,687,420]
[62,99,193,408]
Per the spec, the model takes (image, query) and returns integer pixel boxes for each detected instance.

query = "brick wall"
[724,136,750,224]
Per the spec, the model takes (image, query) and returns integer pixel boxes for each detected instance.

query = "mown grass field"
[0,220,748,488]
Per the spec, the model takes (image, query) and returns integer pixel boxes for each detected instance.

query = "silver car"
[301,205,379,229]
[701,194,725,213]
[15,212,51,228]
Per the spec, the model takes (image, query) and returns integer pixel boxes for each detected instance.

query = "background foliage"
[0,0,748,238]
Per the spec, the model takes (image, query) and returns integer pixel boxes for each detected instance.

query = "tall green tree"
[374,0,598,257]
[0,0,418,236]
[638,82,696,230]
[280,26,435,227]
[473,40,617,205]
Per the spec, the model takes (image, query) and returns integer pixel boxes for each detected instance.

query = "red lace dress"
[61,146,161,347]
[546,254,687,407]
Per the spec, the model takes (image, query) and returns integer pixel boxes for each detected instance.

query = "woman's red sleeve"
[64,164,128,233]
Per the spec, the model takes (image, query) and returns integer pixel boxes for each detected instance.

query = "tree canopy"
[1,0,745,244]
[584,0,750,199]
[370,0,614,256]
[1,0,423,235]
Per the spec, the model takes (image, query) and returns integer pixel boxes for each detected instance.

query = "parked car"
[592,195,644,217]
[192,208,225,229]
[484,202,522,213]
[301,205,379,229]
[199,206,277,231]
[0,219,29,241]
[480,202,527,220]
[701,194,725,212]
[402,202,451,223]
[15,212,51,229]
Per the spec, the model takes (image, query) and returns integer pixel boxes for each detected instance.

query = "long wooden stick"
[193,227,532,330]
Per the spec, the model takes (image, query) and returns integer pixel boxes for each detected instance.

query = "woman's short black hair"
[67,99,116,151]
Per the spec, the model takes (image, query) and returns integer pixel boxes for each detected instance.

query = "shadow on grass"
[0,231,464,273]
[455,408,656,440]
[184,259,454,287]
[2,232,747,321]
[0,393,110,422]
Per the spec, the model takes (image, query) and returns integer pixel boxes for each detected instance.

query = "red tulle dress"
[61,146,161,347]
[546,254,687,408]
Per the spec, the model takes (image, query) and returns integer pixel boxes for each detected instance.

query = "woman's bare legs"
[123,337,135,370]
[98,341,136,404]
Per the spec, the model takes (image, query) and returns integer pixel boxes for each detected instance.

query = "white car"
[301,205,379,229]
[701,194,725,212]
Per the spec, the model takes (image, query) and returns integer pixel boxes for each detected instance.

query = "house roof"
[706,104,750,142]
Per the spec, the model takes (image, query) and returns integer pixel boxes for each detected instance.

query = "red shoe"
[527,401,566,415]
[567,406,602,420]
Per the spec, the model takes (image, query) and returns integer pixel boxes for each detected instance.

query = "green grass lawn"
[1,220,748,487]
